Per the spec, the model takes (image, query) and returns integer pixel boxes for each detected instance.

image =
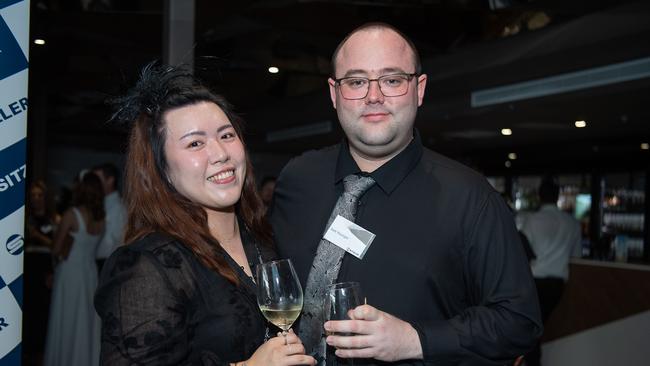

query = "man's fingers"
[335,347,377,359]
[326,334,373,349]
[324,319,369,335]
[350,304,379,320]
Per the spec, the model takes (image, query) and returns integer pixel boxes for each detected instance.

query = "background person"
[520,177,581,366]
[44,171,105,366]
[23,181,59,366]
[260,176,277,212]
[92,162,127,273]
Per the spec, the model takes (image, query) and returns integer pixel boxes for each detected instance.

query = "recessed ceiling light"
[505,161,512,168]
[501,128,512,136]
[575,120,587,128]
[34,39,45,45]
[508,153,517,160]
[642,143,650,150]
[268,66,279,74]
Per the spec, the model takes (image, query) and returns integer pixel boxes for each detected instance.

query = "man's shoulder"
[419,147,492,191]
[528,205,577,225]
[279,144,340,180]
[288,144,339,168]
[105,192,127,211]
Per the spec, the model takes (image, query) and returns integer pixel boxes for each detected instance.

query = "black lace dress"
[94,228,276,365]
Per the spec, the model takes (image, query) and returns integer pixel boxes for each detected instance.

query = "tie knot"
[343,174,375,198]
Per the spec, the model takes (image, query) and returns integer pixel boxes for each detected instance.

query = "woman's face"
[163,101,246,211]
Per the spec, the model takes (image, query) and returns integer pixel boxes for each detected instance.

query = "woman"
[94,64,315,366]
[24,181,58,363]
[44,171,105,366]
[26,180,59,250]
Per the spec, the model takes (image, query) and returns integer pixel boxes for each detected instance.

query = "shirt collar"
[334,129,423,195]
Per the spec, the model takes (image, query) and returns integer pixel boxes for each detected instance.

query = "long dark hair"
[112,63,272,285]
[72,172,105,222]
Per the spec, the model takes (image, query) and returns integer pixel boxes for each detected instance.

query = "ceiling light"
[268,66,279,74]
[505,161,512,168]
[508,153,517,160]
[501,128,512,136]
[34,39,45,45]
[575,120,587,128]
[642,143,649,150]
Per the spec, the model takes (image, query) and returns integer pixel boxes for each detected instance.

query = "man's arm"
[425,192,542,362]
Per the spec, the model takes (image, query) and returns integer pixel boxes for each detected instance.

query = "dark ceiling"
[27,0,650,176]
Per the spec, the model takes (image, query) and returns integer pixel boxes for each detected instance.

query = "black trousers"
[525,277,565,366]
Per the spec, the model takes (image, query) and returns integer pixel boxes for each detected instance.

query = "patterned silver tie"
[299,174,376,365]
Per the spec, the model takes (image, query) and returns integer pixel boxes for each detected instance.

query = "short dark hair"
[93,162,120,188]
[330,22,422,77]
[538,177,559,204]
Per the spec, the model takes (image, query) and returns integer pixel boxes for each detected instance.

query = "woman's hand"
[243,329,316,366]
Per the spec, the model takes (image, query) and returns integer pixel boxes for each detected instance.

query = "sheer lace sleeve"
[94,245,229,366]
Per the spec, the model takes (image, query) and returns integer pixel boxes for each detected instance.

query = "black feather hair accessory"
[108,61,195,125]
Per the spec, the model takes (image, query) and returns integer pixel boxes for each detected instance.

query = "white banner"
[0,0,29,364]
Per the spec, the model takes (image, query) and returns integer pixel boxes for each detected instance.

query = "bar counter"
[542,258,650,341]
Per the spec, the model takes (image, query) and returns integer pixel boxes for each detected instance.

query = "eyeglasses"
[333,73,418,100]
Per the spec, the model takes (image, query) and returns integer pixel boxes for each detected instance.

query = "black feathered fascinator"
[108,62,195,125]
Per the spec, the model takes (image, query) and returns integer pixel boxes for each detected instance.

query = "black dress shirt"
[270,132,542,366]
[94,225,276,365]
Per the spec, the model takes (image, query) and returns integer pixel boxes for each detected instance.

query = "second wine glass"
[256,259,303,344]
[324,282,363,365]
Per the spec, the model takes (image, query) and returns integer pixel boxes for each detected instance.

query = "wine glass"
[256,259,303,344]
[324,282,363,365]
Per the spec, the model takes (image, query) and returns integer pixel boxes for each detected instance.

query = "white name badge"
[323,215,376,259]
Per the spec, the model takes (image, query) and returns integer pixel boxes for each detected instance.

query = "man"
[520,178,581,366]
[93,163,127,273]
[260,176,277,212]
[270,23,541,366]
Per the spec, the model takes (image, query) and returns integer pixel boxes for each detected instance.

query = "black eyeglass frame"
[332,73,420,100]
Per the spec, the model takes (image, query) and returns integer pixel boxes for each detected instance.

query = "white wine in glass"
[256,259,303,344]
[258,306,302,331]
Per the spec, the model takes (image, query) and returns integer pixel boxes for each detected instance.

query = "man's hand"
[323,304,423,362]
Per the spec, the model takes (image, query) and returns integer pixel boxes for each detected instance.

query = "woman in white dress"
[44,171,105,366]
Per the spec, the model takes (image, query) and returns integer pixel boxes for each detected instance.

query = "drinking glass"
[324,282,363,365]
[256,259,303,344]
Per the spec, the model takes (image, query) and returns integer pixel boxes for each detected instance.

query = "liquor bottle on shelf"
[601,186,645,261]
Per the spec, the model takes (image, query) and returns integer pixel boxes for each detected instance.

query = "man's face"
[328,28,427,164]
